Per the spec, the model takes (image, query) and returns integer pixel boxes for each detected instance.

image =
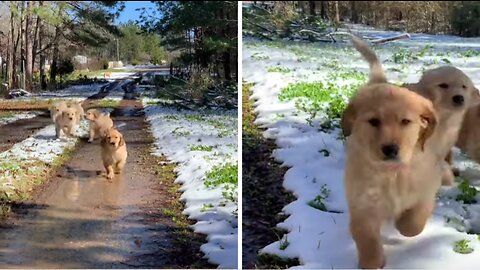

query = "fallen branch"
[371,33,411,44]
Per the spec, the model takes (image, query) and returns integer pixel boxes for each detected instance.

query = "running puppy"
[55,107,78,138]
[49,101,68,123]
[67,101,85,124]
[454,102,480,165]
[343,35,440,269]
[85,109,114,142]
[403,66,480,185]
[101,127,127,180]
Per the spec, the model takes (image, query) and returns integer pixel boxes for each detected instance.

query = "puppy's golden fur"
[344,35,441,269]
[49,101,68,123]
[55,107,78,138]
[101,128,127,180]
[454,104,480,164]
[403,66,480,185]
[85,109,114,142]
[67,101,85,124]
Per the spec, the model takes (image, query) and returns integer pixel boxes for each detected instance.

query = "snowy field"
[143,101,238,269]
[243,24,480,268]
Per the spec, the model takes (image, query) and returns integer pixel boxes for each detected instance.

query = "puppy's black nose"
[452,95,464,106]
[382,144,399,159]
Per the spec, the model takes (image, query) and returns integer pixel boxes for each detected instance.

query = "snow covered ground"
[0,111,40,126]
[0,120,89,198]
[143,101,238,269]
[243,24,480,268]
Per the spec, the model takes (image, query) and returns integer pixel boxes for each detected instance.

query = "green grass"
[279,235,289,250]
[0,111,16,119]
[251,53,270,60]
[277,70,367,128]
[456,178,478,204]
[89,99,120,108]
[204,163,238,205]
[267,66,291,73]
[453,239,474,254]
[307,184,331,211]
[189,144,214,152]
[172,127,191,137]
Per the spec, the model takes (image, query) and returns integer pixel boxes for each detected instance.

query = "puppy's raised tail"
[351,34,386,84]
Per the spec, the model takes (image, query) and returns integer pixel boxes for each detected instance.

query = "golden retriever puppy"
[453,103,480,164]
[344,35,441,269]
[403,67,480,185]
[55,107,78,138]
[67,101,85,124]
[85,109,114,142]
[101,127,127,180]
[49,101,68,123]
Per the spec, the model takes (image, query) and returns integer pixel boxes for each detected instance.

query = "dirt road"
[0,84,211,268]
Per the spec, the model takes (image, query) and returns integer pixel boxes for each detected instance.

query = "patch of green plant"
[256,253,300,269]
[251,53,270,60]
[172,127,191,137]
[456,178,478,204]
[307,184,331,211]
[267,66,291,73]
[200,203,215,212]
[0,111,15,119]
[205,163,238,188]
[460,50,480,58]
[279,235,289,250]
[204,163,238,206]
[184,114,206,122]
[453,239,474,254]
[189,144,214,152]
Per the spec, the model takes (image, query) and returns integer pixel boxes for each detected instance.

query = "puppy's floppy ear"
[418,99,438,151]
[118,133,125,147]
[341,100,357,137]
[471,86,480,105]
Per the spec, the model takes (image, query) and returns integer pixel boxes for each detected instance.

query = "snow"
[0,120,89,197]
[0,111,40,126]
[243,23,480,268]
[143,102,238,269]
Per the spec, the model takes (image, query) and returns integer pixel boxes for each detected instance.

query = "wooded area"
[0,1,127,92]
[139,1,238,82]
[246,1,480,38]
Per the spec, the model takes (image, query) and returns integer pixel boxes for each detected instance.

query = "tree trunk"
[50,26,60,88]
[309,1,316,16]
[334,1,340,24]
[7,8,15,89]
[223,52,231,81]
[38,1,47,90]
[350,1,358,23]
[25,1,33,91]
[320,1,328,19]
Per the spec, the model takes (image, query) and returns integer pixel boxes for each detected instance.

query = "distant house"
[73,55,88,65]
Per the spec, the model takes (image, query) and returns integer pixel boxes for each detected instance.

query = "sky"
[115,1,158,24]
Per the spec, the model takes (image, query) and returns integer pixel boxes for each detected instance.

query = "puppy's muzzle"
[452,95,464,106]
[381,144,399,160]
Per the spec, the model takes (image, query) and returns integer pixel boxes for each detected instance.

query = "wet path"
[0,92,210,268]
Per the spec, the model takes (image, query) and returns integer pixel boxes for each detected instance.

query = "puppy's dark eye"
[401,119,411,126]
[439,83,449,89]
[462,85,467,89]
[368,118,381,127]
